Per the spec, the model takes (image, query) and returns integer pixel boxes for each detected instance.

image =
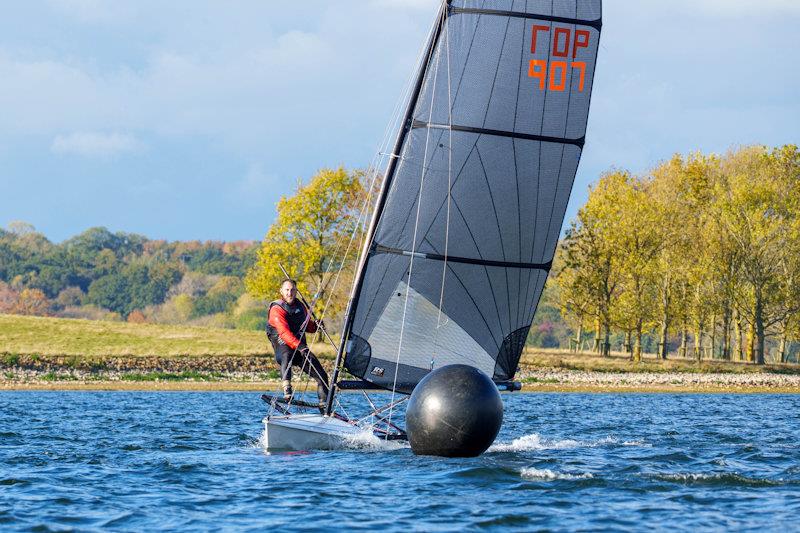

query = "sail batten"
[450,7,602,30]
[337,0,601,395]
[411,120,585,146]
[373,244,553,271]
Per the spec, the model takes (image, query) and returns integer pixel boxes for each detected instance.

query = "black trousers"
[274,342,330,404]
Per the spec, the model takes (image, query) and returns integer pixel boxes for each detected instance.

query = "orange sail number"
[528,25,589,92]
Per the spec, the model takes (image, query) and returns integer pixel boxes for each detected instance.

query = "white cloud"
[51,131,144,157]
[0,2,437,159]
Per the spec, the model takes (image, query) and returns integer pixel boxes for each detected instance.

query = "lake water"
[1,391,799,531]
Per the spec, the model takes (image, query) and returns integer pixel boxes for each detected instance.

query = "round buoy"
[406,364,503,457]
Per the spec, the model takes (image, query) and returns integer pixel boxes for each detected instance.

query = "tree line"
[0,223,262,328]
[554,145,800,364]
[7,148,797,363]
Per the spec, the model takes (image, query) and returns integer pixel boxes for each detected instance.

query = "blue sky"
[1,0,798,242]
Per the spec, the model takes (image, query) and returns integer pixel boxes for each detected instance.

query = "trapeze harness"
[266,299,329,403]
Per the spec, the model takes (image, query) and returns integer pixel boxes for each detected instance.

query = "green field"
[519,349,800,375]
[0,313,268,357]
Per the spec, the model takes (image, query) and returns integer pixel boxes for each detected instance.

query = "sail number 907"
[528,25,589,92]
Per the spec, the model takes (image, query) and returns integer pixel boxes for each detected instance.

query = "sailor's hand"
[316,319,325,330]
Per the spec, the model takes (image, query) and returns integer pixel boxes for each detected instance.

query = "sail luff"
[324,1,451,415]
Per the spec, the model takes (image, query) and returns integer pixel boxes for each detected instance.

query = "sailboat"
[262,0,602,451]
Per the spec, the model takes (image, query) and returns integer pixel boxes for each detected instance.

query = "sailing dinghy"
[263,0,602,451]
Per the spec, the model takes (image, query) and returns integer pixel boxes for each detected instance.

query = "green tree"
[86,274,128,315]
[191,277,242,318]
[87,263,182,317]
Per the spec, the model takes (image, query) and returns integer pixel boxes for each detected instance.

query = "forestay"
[342,0,602,394]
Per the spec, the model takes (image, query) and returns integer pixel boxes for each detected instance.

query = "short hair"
[280,278,297,288]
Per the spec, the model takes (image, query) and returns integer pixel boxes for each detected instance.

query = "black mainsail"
[328,0,602,407]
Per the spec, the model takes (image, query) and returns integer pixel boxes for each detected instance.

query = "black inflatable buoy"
[406,364,503,457]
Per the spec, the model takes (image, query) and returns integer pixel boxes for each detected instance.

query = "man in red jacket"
[266,279,329,411]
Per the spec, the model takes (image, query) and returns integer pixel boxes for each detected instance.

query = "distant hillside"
[0,224,263,330]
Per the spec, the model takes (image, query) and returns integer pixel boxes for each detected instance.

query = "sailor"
[266,278,330,411]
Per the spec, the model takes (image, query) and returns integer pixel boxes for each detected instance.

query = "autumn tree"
[604,173,666,361]
[553,245,594,352]
[127,309,147,323]
[680,153,720,360]
[557,144,800,363]
[12,288,51,316]
[717,146,800,364]
[246,167,367,320]
[770,145,800,362]
[648,155,694,359]
[0,281,19,313]
[558,172,624,356]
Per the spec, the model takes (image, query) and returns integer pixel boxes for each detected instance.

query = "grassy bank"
[0,313,273,357]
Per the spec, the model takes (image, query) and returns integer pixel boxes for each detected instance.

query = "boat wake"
[520,467,594,481]
[490,433,648,452]
[490,433,580,452]
[342,429,409,451]
[254,431,272,451]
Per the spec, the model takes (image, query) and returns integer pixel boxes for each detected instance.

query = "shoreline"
[3,373,800,394]
[3,383,798,394]
[4,351,800,394]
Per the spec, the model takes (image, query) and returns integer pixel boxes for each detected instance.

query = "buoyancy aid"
[266,299,310,347]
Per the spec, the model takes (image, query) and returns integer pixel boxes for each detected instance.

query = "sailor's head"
[280,278,297,304]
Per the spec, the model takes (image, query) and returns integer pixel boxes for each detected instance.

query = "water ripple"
[2,392,800,531]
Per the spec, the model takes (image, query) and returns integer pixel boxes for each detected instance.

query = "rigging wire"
[385,6,448,432]
[431,5,455,370]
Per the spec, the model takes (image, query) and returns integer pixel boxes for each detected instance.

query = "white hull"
[262,414,365,451]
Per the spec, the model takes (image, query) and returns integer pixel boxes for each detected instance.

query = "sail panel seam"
[449,7,602,30]
[411,120,585,148]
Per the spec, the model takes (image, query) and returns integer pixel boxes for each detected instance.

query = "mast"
[325,1,451,416]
